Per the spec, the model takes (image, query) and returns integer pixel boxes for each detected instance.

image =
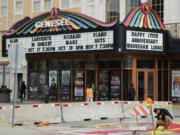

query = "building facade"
[2,3,180,103]
[0,0,180,102]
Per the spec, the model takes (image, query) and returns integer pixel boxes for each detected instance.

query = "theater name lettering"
[35,19,70,28]
[6,30,114,54]
[126,30,163,51]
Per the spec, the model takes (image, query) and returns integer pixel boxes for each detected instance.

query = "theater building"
[2,3,180,103]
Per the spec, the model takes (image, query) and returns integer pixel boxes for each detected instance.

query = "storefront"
[2,4,180,102]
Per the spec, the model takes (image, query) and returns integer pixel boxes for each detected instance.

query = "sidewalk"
[1,117,180,135]
[0,102,180,135]
[173,105,180,117]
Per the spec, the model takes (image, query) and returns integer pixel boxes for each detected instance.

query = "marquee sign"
[126,30,163,51]
[6,30,114,54]
[3,8,117,36]
[35,19,70,28]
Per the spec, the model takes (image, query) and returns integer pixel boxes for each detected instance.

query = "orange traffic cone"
[36,121,50,127]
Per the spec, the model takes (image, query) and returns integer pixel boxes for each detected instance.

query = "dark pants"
[20,92,26,102]
[45,95,49,103]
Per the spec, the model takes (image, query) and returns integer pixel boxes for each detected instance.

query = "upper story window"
[71,0,81,8]
[126,0,164,22]
[61,0,70,8]
[33,0,41,11]
[106,0,119,23]
[44,0,51,10]
[16,0,23,10]
[1,0,7,16]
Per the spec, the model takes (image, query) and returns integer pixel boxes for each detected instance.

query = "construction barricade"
[62,101,123,122]
[0,103,61,125]
[129,105,152,133]
[0,101,173,125]
[122,101,147,118]
[0,105,11,125]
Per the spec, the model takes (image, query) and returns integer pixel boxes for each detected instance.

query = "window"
[28,60,46,71]
[61,0,70,8]
[126,0,164,22]
[15,0,23,10]
[1,0,7,15]
[60,59,71,69]
[71,0,81,8]
[0,65,10,88]
[106,0,119,23]
[34,0,41,11]
[98,59,121,68]
[137,59,155,69]
[47,60,58,69]
[44,0,51,9]
[171,60,180,69]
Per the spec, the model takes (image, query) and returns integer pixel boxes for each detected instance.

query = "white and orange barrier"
[122,101,146,118]
[133,106,150,116]
[122,101,173,118]
[0,101,173,125]
[62,101,124,122]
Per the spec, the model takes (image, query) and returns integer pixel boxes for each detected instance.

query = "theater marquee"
[6,30,114,54]
[126,30,163,51]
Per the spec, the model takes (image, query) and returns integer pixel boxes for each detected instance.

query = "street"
[1,117,180,135]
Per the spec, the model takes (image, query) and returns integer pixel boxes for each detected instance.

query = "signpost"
[146,98,156,135]
[8,44,25,128]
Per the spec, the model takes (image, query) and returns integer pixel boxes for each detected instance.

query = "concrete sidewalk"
[0,117,180,135]
[0,103,179,135]
[173,105,180,117]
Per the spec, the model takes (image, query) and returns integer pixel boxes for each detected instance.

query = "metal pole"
[150,104,156,135]
[12,45,18,128]
[60,103,65,123]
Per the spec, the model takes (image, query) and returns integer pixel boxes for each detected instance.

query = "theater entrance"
[137,70,155,101]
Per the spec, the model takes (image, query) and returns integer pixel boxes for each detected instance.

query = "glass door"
[138,71,145,101]
[137,70,155,100]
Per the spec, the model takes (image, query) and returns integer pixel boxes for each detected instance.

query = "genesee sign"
[126,30,163,51]
[6,30,114,54]
[35,19,70,28]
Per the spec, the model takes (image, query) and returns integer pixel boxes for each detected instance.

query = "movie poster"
[30,72,38,92]
[29,72,46,99]
[172,71,180,97]
[49,71,58,100]
[39,73,46,99]
[49,71,57,87]
[110,70,120,99]
[99,70,109,101]
[99,70,109,91]
[74,70,84,97]
[61,70,71,100]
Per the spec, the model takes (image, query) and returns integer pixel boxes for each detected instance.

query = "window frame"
[0,64,10,88]
[15,0,23,10]
[44,0,52,10]
[60,0,70,9]
[33,0,42,12]
[1,0,8,16]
